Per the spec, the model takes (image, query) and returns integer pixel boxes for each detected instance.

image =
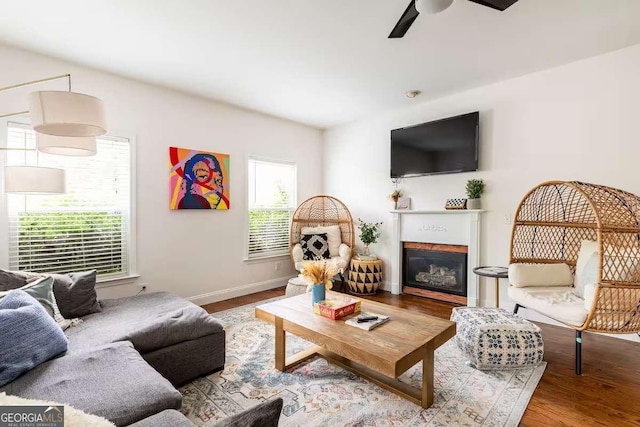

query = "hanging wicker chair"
[290,195,355,270]
[509,180,640,373]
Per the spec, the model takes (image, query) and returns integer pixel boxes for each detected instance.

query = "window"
[247,158,296,259]
[2,121,133,279]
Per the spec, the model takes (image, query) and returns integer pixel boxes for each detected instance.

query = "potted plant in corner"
[357,218,382,260]
[466,179,485,210]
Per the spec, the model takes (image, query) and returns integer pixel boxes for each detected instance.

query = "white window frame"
[0,117,138,285]
[245,156,297,261]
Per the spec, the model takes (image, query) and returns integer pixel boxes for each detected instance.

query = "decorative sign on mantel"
[419,224,449,233]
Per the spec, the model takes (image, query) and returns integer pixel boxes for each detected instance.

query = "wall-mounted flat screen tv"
[390,111,479,178]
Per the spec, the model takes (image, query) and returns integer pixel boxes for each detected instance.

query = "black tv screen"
[390,112,479,178]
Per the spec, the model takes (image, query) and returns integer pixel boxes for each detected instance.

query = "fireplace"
[391,210,483,306]
[402,242,468,304]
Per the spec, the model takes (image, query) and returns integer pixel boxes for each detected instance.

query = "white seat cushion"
[508,286,588,327]
[295,256,347,273]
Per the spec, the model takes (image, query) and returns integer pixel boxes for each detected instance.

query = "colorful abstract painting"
[169,146,230,210]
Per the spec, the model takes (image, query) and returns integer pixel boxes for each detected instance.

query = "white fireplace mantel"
[390,209,485,306]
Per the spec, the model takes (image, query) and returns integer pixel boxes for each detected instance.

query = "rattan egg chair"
[289,195,355,272]
[510,181,640,374]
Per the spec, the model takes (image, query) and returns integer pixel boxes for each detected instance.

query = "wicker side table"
[347,258,383,295]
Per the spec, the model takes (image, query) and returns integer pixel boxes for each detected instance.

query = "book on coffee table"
[345,312,390,331]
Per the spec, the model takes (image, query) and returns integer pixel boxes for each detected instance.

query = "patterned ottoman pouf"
[450,307,544,370]
[285,277,308,297]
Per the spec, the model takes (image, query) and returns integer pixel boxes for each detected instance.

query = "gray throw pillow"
[0,269,43,291]
[0,290,68,387]
[52,270,102,318]
[217,398,283,427]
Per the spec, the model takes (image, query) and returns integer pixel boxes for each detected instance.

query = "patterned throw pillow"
[301,233,330,260]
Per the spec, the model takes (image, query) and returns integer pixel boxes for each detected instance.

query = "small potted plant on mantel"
[357,218,382,260]
[466,179,485,210]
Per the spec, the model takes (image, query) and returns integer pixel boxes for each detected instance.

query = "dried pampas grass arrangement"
[300,260,339,290]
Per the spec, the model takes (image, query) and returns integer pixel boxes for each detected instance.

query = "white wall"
[323,44,640,337]
[0,44,323,303]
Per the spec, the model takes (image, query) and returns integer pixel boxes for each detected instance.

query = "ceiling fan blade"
[388,0,419,39]
[467,0,519,11]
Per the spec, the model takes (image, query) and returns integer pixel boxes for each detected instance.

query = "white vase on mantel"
[467,198,481,210]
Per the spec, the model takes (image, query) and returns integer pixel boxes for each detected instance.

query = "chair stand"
[513,303,522,314]
[513,303,583,375]
[575,331,582,375]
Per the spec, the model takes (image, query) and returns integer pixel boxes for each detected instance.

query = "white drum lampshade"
[415,0,454,14]
[4,166,66,194]
[29,91,107,137]
[37,134,97,156]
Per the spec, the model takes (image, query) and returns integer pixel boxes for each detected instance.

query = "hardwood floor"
[203,287,640,426]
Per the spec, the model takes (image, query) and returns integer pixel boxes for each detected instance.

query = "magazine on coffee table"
[345,312,390,331]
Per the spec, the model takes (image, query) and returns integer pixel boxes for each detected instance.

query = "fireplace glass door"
[403,248,467,297]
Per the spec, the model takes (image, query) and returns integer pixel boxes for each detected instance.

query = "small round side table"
[473,266,508,308]
[347,258,383,295]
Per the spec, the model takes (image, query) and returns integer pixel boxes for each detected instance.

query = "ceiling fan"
[389,0,519,38]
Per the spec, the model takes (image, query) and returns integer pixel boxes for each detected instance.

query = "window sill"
[243,254,291,264]
[96,274,140,288]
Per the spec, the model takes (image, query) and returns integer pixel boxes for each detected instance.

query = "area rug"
[180,299,546,426]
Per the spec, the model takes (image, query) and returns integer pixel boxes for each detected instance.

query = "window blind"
[6,122,131,278]
[247,158,296,259]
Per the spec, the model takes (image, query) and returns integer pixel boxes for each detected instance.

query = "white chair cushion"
[292,244,304,263]
[301,225,341,257]
[583,283,596,311]
[508,286,588,327]
[508,263,573,288]
[573,240,599,298]
[295,256,347,274]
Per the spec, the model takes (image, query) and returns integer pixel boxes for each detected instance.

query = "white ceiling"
[1,0,640,129]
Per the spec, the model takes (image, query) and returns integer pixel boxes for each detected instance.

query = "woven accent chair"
[509,181,640,374]
[290,195,355,273]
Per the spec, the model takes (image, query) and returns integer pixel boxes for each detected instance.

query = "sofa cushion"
[52,270,102,318]
[128,410,195,427]
[65,292,223,353]
[0,291,68,387]
[0,392,115,427]
[573,240,599,298]
[508,286,588,327]
[508,263,573,288]
[302,225,342,257]
[0,341,182,427]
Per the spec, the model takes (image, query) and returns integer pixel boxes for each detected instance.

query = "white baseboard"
[188,276,293,306]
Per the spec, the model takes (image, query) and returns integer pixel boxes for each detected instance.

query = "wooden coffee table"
[255,291,456,408]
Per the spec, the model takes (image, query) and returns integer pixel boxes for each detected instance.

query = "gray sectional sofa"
[1,291,227,426]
